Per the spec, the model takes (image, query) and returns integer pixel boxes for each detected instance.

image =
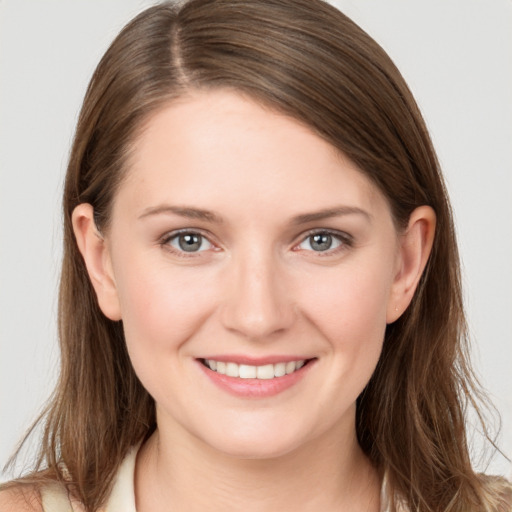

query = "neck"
[135,414,381,512]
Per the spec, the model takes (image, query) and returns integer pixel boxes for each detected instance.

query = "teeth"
[274,362,286,377]
[239,364,257,379]
[226,362,239,378]
[256,364,274,380]
[204,359,307,379]
[285,361,296,374]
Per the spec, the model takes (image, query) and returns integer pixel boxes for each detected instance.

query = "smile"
[202,359,306,379]
[198,357,316,398]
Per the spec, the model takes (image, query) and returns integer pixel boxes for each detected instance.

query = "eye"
[166,231,214,253]
[296,231,349,253]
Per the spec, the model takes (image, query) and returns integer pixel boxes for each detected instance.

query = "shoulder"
[0,479,76,512]
[0,484,43,512]
[478,474,512,512]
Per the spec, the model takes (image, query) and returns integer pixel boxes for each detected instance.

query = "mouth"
[200,358,313,380]
[197,357,316,398]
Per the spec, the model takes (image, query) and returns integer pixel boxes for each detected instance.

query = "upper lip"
[198,355,314,366]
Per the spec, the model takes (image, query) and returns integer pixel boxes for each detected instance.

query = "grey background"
[1,0,511,480]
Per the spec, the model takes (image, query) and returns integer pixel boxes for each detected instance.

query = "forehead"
[117,89,389,223]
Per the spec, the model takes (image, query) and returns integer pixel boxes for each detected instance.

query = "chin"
[197,421,312,461]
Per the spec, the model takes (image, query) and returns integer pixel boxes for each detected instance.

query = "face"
[92,90,406,459]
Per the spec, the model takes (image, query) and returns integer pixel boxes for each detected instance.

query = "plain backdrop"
[1,0,511,481]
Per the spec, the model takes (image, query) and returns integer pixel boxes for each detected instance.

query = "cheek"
[300,260,393,382]
[309,271,391,421]
[113,257,218,358]
[113,260,224,407]
[306,262,392,337]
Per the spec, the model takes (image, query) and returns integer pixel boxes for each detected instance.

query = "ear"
[386,206,436,323]
[72,203,122,321]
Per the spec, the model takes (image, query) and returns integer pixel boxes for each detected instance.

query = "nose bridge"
[221,244,294,340]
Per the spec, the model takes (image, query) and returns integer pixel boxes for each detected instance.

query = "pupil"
[311,233,332,251]
[179,234,201,252]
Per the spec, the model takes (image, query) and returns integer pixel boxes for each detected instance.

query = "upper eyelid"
[295,228,353,243]
[160,227,216,243]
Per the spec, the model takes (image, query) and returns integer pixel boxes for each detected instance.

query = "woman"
[1,0,510,510]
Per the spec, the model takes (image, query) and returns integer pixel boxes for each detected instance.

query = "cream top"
[41,446,138,512]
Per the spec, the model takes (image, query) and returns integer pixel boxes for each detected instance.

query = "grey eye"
[309,233,333,251]
[170,233,212,253]
[298,232,343,252]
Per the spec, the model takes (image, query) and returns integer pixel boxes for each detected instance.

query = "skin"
[71,90,435,512]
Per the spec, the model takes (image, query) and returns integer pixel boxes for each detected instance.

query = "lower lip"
[197,360,315,398]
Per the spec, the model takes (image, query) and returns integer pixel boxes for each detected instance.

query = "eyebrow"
[290,206,372,225]
[138,205,224,223]
[138,204,371,225]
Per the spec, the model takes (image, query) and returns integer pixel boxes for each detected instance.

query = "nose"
[220,250,296,341]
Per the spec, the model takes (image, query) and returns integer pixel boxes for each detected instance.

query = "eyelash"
[294,229,353,256]
[159,228,217,258]
[158,228,353,258]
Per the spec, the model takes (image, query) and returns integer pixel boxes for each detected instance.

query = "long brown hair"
[3,1,510,510]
